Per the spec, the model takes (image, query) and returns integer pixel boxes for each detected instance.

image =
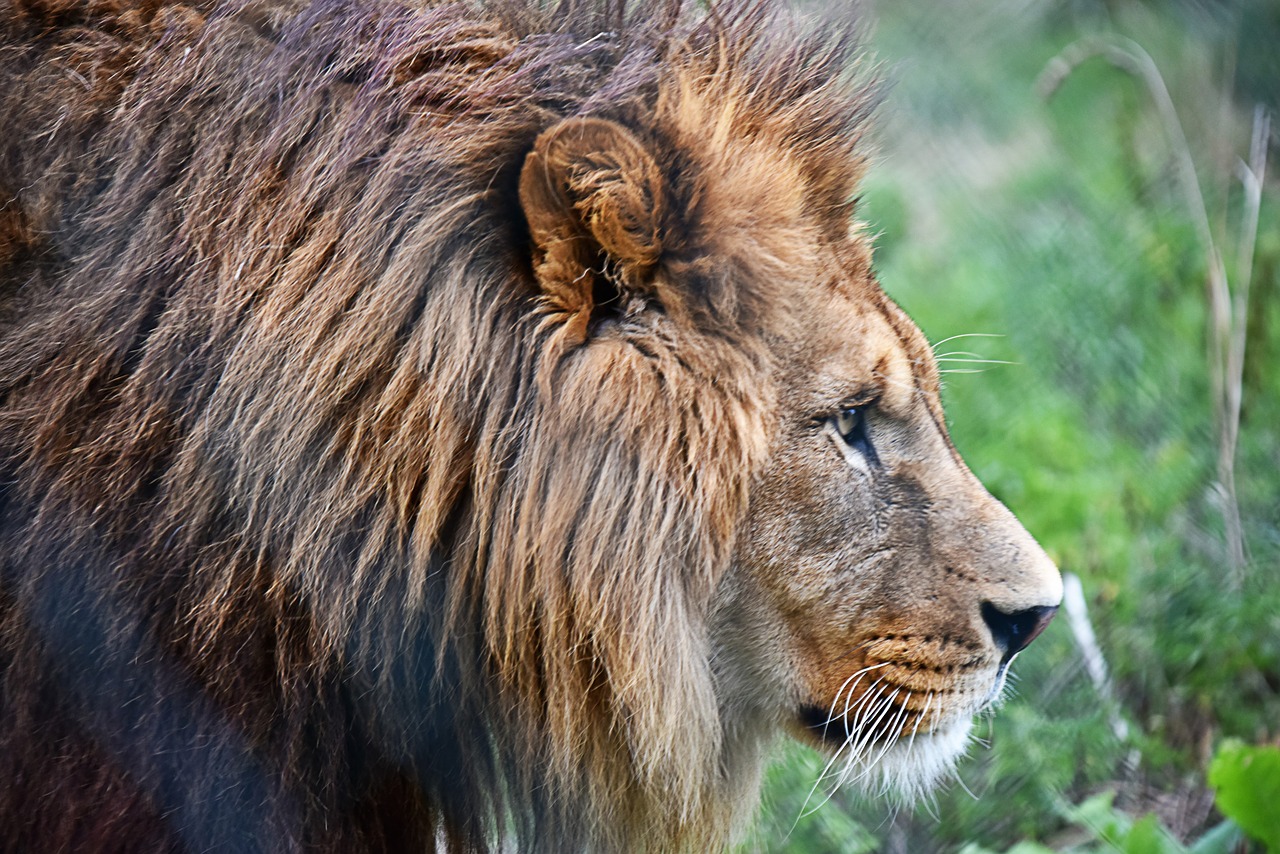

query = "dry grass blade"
[1038,35,1262,584]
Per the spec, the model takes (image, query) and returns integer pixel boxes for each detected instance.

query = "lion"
[0,0,1062,851]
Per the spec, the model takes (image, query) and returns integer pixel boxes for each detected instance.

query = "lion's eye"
[830,405,878,464]
[834,408,861,440]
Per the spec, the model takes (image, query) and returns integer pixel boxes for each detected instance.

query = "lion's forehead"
[792,287,941,415]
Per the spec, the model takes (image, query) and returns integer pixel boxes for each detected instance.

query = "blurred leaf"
[1207,741,1280,851]
[1064,791,1131,846]
[1187,820,1244,854]
[1123,814,1186,854]
[1005,843,1058,854]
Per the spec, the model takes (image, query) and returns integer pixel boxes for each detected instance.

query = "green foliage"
[953,792,1245,854]
[747,0,1280,850]
[1208,741,1280,850]
[1059,793,1187,854]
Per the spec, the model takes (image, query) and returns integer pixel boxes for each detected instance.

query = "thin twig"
[1061,573,1131,745]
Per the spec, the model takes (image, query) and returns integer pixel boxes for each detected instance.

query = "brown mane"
[0,0,876,850]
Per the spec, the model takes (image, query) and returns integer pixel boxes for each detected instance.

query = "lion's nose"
[980,601,1057,660]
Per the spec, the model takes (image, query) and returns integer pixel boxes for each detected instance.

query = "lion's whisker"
[935,357,1017,366]
[823,661,889,734]
[930,332,1004,348]
[826,684,888,782]
[848,690,910,786]
[834,687,901,788]
[905,693,932,754]
[797,671,889,820]
[798,683,890,820]
[843,674,890,727]
[832,684,886,770]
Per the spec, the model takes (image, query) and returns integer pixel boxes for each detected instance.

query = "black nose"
[981,602,1057,660]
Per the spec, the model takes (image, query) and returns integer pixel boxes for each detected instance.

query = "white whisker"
[835,687,901,788]
[930,332,1004,348]
[857,695,911,789]
[798,684,887,819]
[843,673,888,722]
[829,685,888,779]
[900,692,932,766]
[955,771,981,801]
[794,663,890,822]
[842,680,893,762]
[824,662,889,732]
[830,686,885,778]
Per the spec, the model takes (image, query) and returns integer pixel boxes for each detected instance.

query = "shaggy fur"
[0,1,874,850]
[1,0,1063,851]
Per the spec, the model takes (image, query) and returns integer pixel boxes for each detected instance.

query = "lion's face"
[714,260,1062,793]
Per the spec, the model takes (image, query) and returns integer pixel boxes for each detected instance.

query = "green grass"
[746,1,1280,850]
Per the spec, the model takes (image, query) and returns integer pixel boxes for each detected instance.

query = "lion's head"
[514,109,1063,840]
[0,1,1060,852]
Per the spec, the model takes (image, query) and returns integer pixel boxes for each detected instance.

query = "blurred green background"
[743,0,1280,851]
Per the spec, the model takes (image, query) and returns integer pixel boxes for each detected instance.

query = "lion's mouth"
[794,665,1006,751]
[797,703,852,747]
[794,700,923,750]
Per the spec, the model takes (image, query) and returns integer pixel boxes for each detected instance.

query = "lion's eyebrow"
[853,326,933,410]
[837,388,882,409]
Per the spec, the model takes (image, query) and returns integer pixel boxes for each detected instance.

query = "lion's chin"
[869,720,974,800]
[792,709,974,801]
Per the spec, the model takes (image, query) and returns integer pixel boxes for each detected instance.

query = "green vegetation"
[745,0,1280,850]
[1209,743,1280,850]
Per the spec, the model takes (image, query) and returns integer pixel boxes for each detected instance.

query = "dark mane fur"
[0,1,874,849]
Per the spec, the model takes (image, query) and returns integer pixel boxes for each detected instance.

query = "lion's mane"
[0,1,872,850]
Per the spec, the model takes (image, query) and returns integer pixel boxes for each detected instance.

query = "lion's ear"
[520,117,666,329]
